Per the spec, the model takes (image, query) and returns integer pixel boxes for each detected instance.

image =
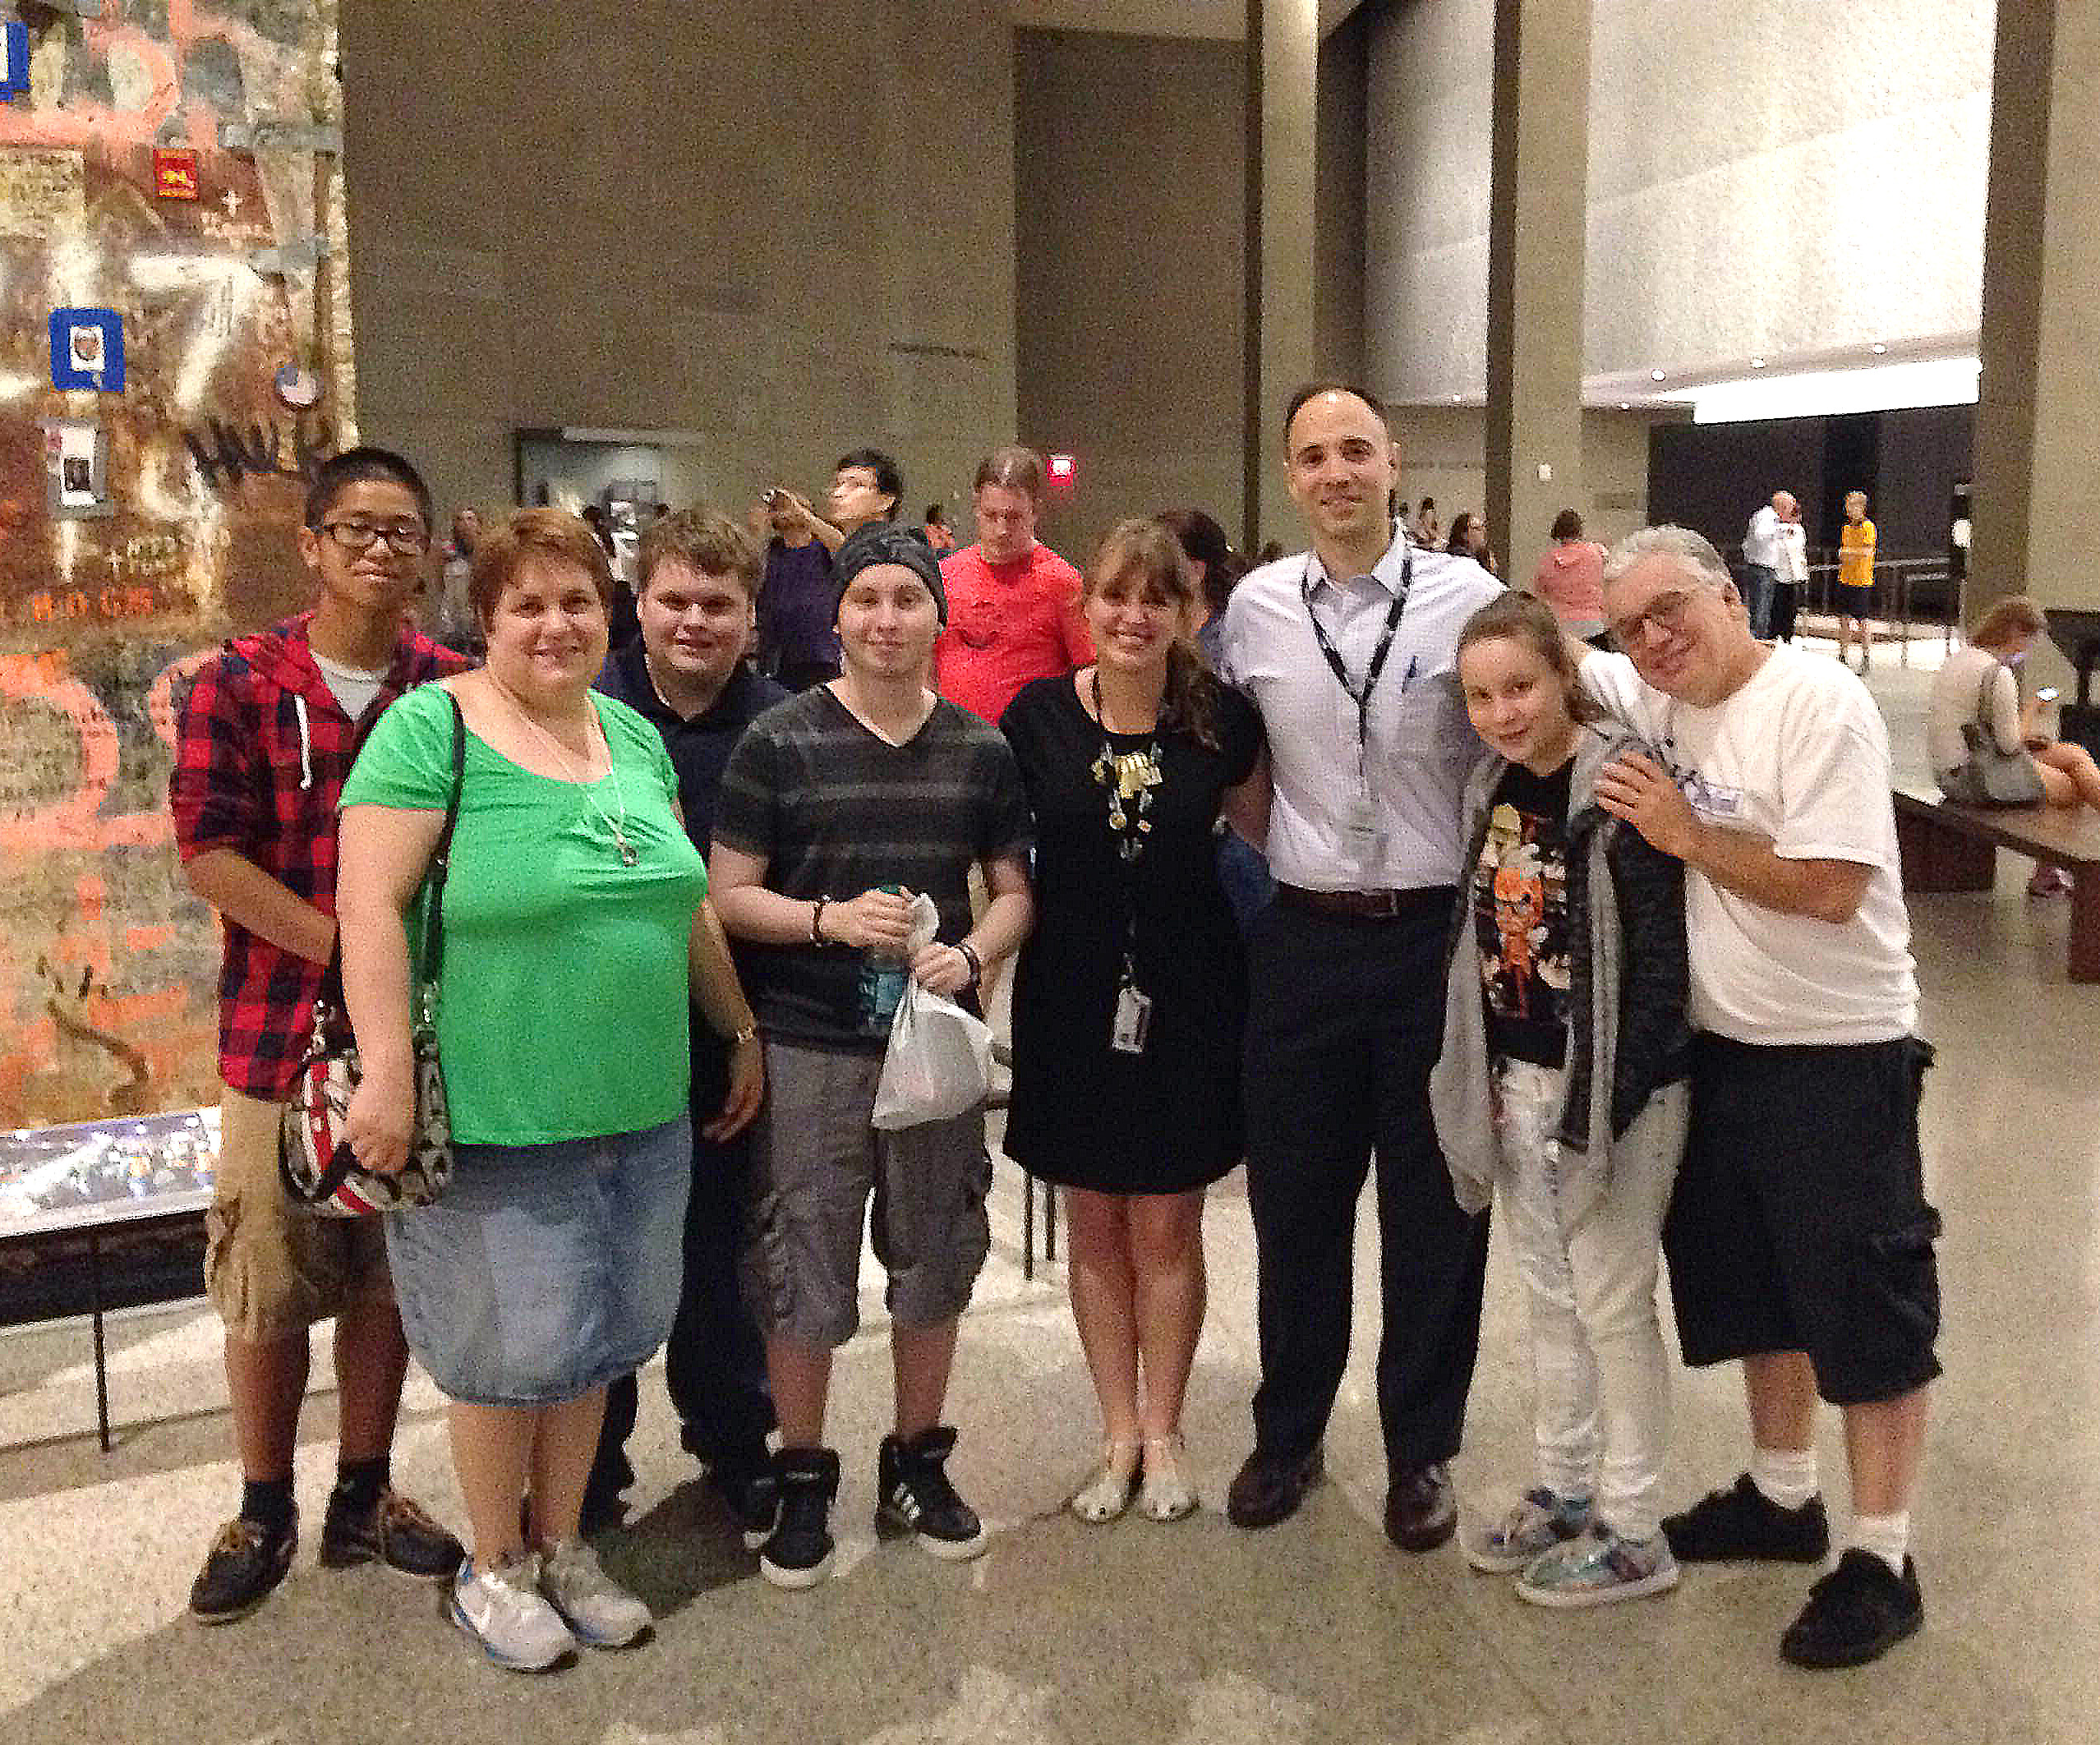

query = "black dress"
[1000,673,1263,1192]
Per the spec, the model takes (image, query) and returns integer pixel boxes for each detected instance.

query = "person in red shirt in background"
[934,446,1093,724]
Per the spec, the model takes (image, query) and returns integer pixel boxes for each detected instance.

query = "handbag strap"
[311,691,466,1027]
[418,693,467,987]
[1974,660,2003,725]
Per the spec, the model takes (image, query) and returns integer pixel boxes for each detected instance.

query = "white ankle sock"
[1749,1446,1818,1510]
[1849,1512,1909,1576]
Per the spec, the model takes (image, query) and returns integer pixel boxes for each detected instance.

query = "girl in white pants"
[1430,592,1692,1607]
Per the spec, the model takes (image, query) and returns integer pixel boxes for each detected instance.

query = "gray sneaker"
[1462,1486,1593,1574]
[1515,1525,1680,1609]
[449,1554,576,1671]
[539,1538,652,1648]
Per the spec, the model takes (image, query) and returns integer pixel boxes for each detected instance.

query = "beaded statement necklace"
[1089,669,1163,863]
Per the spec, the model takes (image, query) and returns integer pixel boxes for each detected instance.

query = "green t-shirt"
[340,684,707,1144]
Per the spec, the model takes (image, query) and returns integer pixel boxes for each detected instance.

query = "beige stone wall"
[340,1,1018,528]
[1390,405,1677,561]
[1013,27,1247,568]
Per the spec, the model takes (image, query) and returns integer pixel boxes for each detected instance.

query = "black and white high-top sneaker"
[759,1447,840,1589]
[875,1426,988,1561]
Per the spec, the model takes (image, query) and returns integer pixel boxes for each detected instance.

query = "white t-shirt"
[1580,644,1918,1044]
[312,650,387,722]
[1927,643,2022,778]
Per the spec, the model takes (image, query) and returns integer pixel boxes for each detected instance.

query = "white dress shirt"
[1743,504,1784,569]
[1221,524,1504,891]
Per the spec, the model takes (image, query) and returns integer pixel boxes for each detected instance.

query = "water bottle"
[856,884,908,1037]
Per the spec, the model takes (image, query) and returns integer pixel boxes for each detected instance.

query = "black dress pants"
[589,1042,775,1502]
[1241,893,1490,1473]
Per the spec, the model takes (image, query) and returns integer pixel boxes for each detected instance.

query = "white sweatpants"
[1494,1057,1679,1541]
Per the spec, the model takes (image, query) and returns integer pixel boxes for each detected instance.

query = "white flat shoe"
[1069,1442,1140,1523]
[1136,1435,1198,1522]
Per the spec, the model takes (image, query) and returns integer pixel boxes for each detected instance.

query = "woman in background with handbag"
[337,509,762,1673]
[1928,596,2100,895]
[1000,518,1267,1524]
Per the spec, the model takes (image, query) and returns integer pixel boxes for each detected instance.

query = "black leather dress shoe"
[1384,1462,1457,1551]
[1225,1445,1324,1529]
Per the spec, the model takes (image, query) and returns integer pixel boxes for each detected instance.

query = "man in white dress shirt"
[1218,382,1504,1550]
[1739,490,1792,641]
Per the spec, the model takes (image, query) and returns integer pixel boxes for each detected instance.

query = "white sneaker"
[540,1538,652,1648]
[449,1554,576,1671]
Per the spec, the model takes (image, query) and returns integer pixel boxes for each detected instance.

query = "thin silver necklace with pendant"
[496,682,638,866]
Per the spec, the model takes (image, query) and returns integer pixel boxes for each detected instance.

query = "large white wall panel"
[1367,0,1996,402]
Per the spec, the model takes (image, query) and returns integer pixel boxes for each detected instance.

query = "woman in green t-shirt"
[338,509,762,1674]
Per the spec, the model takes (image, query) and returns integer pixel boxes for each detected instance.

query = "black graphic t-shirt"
[1470,758,1574,1067]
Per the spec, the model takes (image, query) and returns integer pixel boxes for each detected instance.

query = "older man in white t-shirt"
[1580,525,1937,1671]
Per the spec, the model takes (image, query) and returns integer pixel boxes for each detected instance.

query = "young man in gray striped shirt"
[711,527,1034,1591]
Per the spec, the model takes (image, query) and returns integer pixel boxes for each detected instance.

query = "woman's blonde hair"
[1455,590,1605,724]
[1085,517,1223,749]
[1969,595,2046,651]
[468,508,617,624]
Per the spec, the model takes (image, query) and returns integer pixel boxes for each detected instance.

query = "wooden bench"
[1891,785,2100,982]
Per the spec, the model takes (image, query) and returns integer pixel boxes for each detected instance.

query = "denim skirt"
[384,1115,691,1407]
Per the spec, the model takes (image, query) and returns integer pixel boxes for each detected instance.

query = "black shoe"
[1780,1549,1923,1669]
[1662,1472,1830,1563]
[876,1426,988,1561]
[760,1447,840,1589]
[1224,1445,1324,1530]
[1384,1462,1458,1552]
[190,1514,297,1623]
[709,1440,781,1551]
[320,1486,465,1578]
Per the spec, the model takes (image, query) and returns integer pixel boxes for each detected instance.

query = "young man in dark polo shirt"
[587,508,789,1540]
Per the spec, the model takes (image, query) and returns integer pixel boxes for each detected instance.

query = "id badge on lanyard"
[1306,551,1412,870]
[1111,979,1154,1055]
[1342,792,1383,865]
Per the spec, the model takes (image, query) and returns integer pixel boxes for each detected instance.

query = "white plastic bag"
[871,895,993,1130]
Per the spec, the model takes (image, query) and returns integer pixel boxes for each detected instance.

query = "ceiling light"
[1618,401,1630,410]
[1451,394,1462,403]
[1650,370,1665,382]
[1872,343,1889,354]
[1691,356,1981,424]
[1751,357,1766,369]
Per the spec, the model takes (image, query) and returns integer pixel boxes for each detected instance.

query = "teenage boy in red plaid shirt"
[170,448,468,1623]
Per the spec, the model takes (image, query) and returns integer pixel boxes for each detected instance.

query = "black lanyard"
[1302,549,1413,754]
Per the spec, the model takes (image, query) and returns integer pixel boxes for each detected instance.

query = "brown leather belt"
[1274,883,1453,920]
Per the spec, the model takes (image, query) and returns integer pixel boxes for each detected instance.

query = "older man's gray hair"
[1602,524,1735,594]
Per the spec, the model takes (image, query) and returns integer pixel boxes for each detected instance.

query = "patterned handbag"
[279,694,466,1216]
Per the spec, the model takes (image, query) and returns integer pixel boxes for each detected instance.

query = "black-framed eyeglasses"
[1609,587,1697,651]
[320,518,430,555]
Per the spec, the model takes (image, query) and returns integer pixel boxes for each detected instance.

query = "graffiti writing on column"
[0,2,357,1134]
[182,412,337,493]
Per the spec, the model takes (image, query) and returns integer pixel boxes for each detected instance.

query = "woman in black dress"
[1001,518,1266,1523]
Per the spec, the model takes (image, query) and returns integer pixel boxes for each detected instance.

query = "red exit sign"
[1046,453,1077,488]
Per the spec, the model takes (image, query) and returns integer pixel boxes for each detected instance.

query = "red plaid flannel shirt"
[168,613,468,1098]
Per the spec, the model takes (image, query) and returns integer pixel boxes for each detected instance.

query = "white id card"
[1342,794,1383,863]
[1111,983,1154,1055]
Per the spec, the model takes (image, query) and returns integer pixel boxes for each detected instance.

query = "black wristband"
[956,941,983,987]
[810,896,829,945]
